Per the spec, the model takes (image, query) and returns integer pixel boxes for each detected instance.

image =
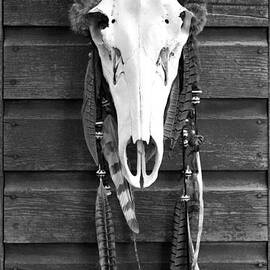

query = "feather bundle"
[170,155,204,270]
[164,2,206,150]
[101,115,139,234]
[170,200,190,270]
[95,179,117,270]
[81,50,102,166]
[164,38,195,150]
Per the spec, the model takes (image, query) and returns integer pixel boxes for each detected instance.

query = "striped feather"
[164,35,201,150]
[170,200,190,270]
[81,49,102,166]
[164,60,182,140]
[164,2,206,149]
[173,37,197,140]
[95,179,117,270]
[101,115,139,234]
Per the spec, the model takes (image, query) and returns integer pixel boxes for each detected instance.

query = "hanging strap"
[192,152,203,269]
[181,75,204,269]
[186,152,203,270]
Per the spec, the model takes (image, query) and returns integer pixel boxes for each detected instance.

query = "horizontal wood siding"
[2,0,269,269]
[4,171,267,243]
[4,28,268,99]
[4,0,268,27]
[3,100,268,171]
[5,243,267,270]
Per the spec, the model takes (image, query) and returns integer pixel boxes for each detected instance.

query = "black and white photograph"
[0,0,269,269]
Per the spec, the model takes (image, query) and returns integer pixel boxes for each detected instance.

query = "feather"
[101,115,139,234]
[173,37,197,148]
[164,35,200,150]
[132,232,142,270]
[164,3,206,150]
[81,50,102,166]
[164,63,182,140]
[170,199,190,270]
[95,179,117,270]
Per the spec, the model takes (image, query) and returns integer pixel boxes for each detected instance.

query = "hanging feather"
[81,49,102,166]
[170,199,190,270]
[164,60,182,140]
[171,36,199,150]
[164,3,207,151]
[163,37,197,150]
[171,155,203,270]
[95,178,117,270]
[132,232,142,270]
[101,115,139,234]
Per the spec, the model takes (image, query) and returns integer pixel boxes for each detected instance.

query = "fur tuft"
[187,3,207,35]
[69,0,101,35]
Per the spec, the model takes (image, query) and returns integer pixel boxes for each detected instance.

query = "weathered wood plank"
[207,3,268,27]
[4,29,90,99]
[4,27,268,99]
[267,2,270,268]
[4,99,267,120]
[4,171,267,243]
[5,242,267,270]
[4,190,267,243]
[3,0,268,27]
[0,0,4,270]
[3,99,267,170]
[4,170,266,191]
[0,0,4,268]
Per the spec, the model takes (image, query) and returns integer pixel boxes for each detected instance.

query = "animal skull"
[88,0,193,188]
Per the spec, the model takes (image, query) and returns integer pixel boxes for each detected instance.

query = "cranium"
[76,0,194,188]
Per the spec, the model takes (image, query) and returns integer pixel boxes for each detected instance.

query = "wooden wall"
[2,1,269,269]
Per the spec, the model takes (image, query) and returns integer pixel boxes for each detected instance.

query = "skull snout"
[116,58,166,188]
[119,134,163,188]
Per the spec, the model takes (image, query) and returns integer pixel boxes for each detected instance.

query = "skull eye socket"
[88,12,109,45]
[88,12,109,29]
[179,11,186,21]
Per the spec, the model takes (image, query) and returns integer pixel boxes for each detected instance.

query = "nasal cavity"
[126,137,157,176]
[126,140,137,175]
[179,11,186,21]
[144,137,157,173]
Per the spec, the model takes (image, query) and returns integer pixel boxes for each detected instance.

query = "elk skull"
[88,0,193,188]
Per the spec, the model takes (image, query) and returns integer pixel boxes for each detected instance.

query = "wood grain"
[0,0,4,268]
[4,27,268,99]
[4,171,267,243]
[4,170,266,192]
[3,0,268,27]
[5,242,267,270]
[267,1,270,270]
[3,99,267,171]
[2,0,269,268]
[4,99,267,120]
